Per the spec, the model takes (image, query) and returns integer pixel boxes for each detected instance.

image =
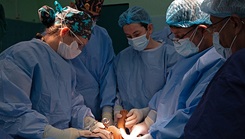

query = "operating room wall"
[0,0,173,53]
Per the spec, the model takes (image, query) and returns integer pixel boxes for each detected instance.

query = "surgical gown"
[184,48,245,139]
[114,43,180,110]
[0,39,92,138]
[148,47,225,139]
[71,25,116,121]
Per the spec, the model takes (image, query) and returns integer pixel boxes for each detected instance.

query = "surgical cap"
[118,6,152,28]
[74,0,104,18]
[201,0,245,18]
[166,0,211,28]
[38,1,92,39]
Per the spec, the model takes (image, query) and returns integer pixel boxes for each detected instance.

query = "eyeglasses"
[167,25,197,44]
[206,17,229,33]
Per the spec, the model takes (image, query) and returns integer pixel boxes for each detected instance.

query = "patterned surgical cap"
[38,1,93,39]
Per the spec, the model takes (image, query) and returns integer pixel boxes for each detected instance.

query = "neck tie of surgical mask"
[128,34,149,51]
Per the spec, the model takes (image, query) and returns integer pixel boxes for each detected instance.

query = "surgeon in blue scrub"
[0,3,111,139]
[113,6,180,129]
[120,0,226,138]
[71,0,116,125]
[185,0,245,138]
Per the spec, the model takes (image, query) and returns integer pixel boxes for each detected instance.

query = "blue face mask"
[128,34,149,51]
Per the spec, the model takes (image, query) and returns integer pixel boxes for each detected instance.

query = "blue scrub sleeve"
[99,33,116,109]
[70,91,94,129]
[150,69,218,139]
[0,60,48,138]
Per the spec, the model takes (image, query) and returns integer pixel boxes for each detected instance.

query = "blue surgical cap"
[118,6,152,28]
[166,0,211,28]
[201,0,245,18]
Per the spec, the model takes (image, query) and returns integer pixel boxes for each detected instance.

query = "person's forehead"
[170,27,192,34]
[123,23,145,34]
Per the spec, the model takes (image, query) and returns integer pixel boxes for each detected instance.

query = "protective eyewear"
[167,25,197,44]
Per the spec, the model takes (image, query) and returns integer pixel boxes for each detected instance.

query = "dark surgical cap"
[38,1,93,39]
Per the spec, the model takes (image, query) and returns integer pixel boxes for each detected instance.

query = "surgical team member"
[71,0,116,125]
[113,6,180,129]
[120,0,226,138]
[184,0,245,138]
[0,4,111,139]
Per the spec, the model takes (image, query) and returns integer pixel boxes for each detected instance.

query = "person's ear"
[231,14,243,35]
[196,25,208,36]
[147,24,153,34]
[60,27,70,37]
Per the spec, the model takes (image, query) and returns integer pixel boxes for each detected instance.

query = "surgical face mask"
[212,18,233,59]
[128,34,149,51]
[57,40,81,59]
[173,27,204,57]
[213,32,231,59]
[174,38,199,57]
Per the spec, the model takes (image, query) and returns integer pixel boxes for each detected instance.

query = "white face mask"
[128,34,149,51]
[57,41,81,59]
[213,18,236,59]
[174,38,199,57]
[173,27,204,57]
[213,32,232,59]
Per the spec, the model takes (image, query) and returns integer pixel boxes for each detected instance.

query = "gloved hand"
[43,125,93,139]
[84,116,105,131]
[125,107,150,129]
[102,106,113,127]
[113,105,123,125]
[129,110,156,137]
[120,128,153,139]
[92,126,113,139]
[84,116,113,139]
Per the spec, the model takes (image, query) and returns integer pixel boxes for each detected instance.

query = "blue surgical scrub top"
[71,25,116,121]
[148,47,225,139]
[184,48,245,139]
[114,43,180,111]
[0,38,92,138]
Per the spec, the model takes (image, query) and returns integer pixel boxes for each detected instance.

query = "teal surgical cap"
[201,0,245,18]
[118,6,152,28]
[166,0,211,28]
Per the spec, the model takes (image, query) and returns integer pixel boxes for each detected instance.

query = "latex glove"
[84,116,113,139]
[102,106,114,127]
[120,128,153,139]
[114,105,123,125]
[125,107,150,129]
[84,116,105,131]
[129,114,154,137]
[130,121,149,137]
[92,127,113,139]
[43,125,93,139]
